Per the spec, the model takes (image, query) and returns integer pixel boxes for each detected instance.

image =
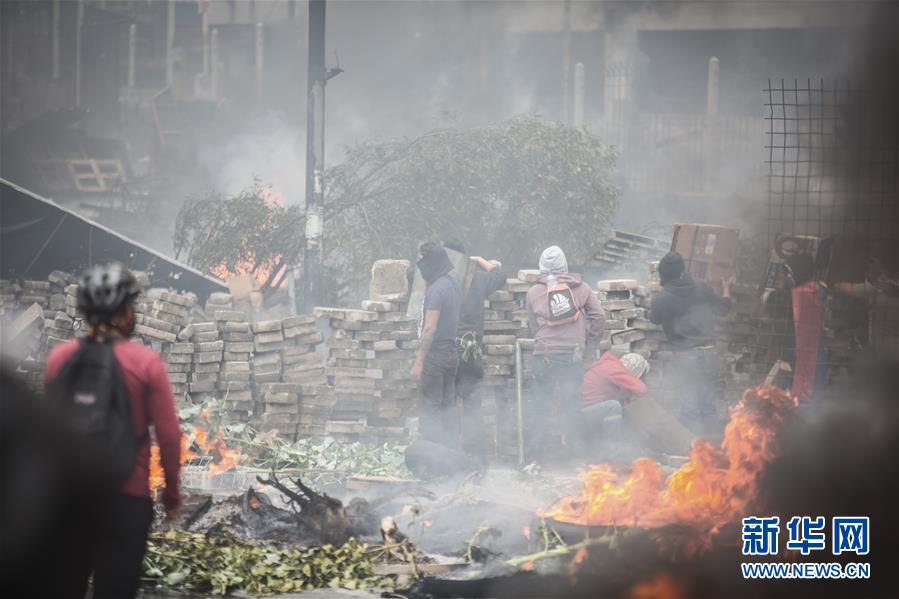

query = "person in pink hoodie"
[524,246,605,462]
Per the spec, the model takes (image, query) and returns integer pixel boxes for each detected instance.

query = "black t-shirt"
[422,274,461,351]
[456,268,506,338]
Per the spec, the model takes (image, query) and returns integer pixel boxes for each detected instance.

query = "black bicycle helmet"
[77,262,141,325]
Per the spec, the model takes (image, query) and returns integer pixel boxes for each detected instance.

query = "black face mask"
[417,248,453,283]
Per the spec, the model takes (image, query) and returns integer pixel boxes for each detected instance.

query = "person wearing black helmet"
[43,263,182,599]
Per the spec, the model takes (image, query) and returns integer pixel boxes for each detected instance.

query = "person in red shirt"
[44,263,182,599]
[580,352,650,448]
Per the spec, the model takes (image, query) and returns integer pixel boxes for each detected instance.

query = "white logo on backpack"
[550,293,573,317]
[74,392,97,405]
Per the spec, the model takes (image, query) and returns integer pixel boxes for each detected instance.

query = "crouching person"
[525,246,604,463]
[580,352,650,460]
[411,243,462,449]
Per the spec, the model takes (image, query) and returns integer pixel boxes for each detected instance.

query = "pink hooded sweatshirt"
[526,272,605,355]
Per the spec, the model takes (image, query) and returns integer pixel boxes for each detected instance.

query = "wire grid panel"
[765,78,899,240]
[764,77,899,371]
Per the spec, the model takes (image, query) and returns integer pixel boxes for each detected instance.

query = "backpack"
[546,281,581,326]
[47,338,139,485]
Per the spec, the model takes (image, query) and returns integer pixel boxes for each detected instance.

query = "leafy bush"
[325,116,619,301]
[173,117,619,303]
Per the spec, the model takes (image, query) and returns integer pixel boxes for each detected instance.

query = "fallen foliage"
[143,529,391,596]
[178,400,412,486]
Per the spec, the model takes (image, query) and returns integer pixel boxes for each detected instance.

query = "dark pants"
[456,351,488,463]
[419,345,460,449]
[528,353,584,462]
[669,348,722,435]
[62,492,154,599]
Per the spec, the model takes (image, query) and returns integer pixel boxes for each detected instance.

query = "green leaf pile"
[179,400,411,487]
[248,436,409,475]
[144,530,391,596]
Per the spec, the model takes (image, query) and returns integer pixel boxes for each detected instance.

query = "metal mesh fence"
[766,78,899,240]
[763,78,899,378]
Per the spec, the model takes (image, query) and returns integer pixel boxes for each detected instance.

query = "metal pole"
[202,5,209,79]
[51,0,60,80]
[573,62,585,129]
[255,22,264,106]
[561,0,571,124]
[210,28,219,99]
[301,0,327,312]
[128,23,136,89]
[515,339,525,465]
[706,56,719,119]
[705,56,720,192]
[75,0,84,106]
[165,0,175,88]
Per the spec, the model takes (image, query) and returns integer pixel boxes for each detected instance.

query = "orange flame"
[207,183,287,286]
[540,386,797,552]
[149,434,198,495]
[209,260,283,287]
[148,423,243,494]
[627,573,689,599]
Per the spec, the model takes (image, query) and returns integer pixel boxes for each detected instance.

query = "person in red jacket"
[44,263,182,599]
[580,352,649,444]
[784,253,827,402]
[582,352,649,408]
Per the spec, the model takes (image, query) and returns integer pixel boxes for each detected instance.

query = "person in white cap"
[525,245,605,463]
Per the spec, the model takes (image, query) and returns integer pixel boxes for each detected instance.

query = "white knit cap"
[539,246,568,275]
[621,353,650,379]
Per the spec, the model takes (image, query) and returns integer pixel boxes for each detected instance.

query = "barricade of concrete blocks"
[212,310,252,422]
[316,301,418,444]
[254,314,327,440]
[205,292,234,315]
[0,252,872,457]
[596,279,648,355]
[305,259,417,443]
[468,271,532,460]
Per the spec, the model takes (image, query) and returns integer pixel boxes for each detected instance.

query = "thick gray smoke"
[196,114,305,205]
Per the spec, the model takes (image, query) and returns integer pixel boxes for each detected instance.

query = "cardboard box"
[671,224,739,290]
